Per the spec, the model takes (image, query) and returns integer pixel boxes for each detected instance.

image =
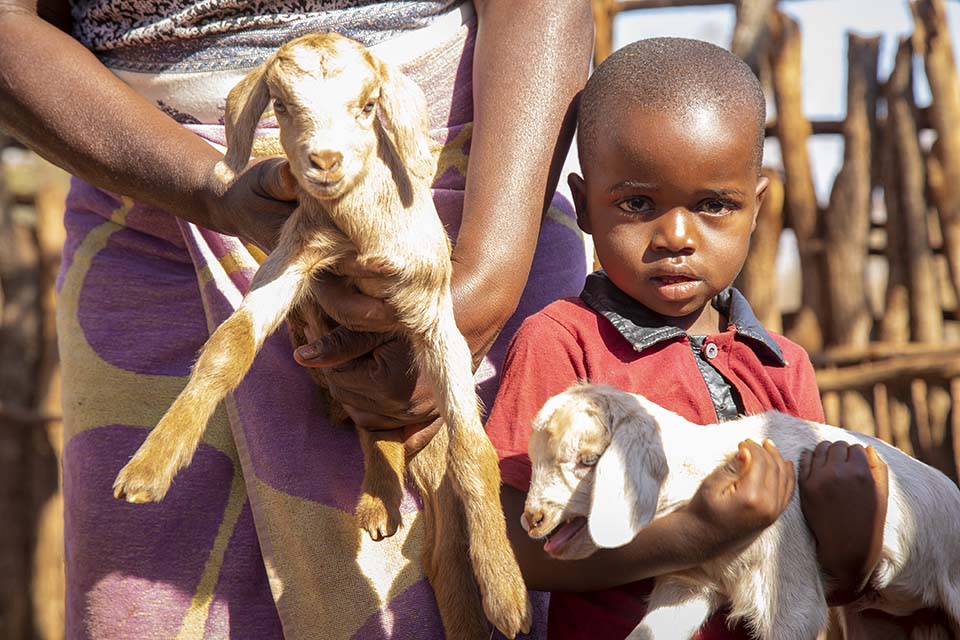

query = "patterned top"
[71,0,464,72]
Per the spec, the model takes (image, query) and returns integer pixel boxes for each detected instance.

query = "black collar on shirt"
[579,271,786,366]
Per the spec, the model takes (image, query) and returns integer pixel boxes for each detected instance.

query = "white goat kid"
[112,32,530,639]
[523,383,960,640]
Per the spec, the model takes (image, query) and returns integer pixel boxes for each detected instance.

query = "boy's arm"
[488,315,795,591]
[505,438,795,591]
[791,349,889,604]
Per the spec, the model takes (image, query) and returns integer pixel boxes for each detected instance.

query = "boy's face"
[570,104,768,332]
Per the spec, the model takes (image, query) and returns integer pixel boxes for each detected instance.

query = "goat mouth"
[304,174,345,196]
[543,517,588,557]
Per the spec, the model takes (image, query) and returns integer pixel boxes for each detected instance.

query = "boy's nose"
[652,208,696,254]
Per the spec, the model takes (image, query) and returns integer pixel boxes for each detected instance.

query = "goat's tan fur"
[112,32,530,639]
[524,383,960,640]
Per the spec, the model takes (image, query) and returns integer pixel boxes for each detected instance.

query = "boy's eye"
[273,99,287,114]
[617,196,654,214]
[362,100,376,114]
[700,199,736,216]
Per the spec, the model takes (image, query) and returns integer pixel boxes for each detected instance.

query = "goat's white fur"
[111,32,530,639]
[524,383,960,640]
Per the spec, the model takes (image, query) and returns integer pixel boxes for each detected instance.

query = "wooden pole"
[873,383,893,444]
[30,173,66,640]
[890,386,916,457]
[592,0,615,67]
[815,348,960,391]
[768,9,824,352]
[951,378,960,479]
[912,0,960,305]
[927,383,952,476]
[887,37,943,343]
[811,340,960,367]
[823,33,880,347]
[842,390,877,437]
[879,46,911,344]
[0,152,41,640]
[736,168,784,332]
[730,0,777,75]
[911,378,933,454]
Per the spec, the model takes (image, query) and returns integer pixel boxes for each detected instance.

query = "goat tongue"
[543,517,587,555]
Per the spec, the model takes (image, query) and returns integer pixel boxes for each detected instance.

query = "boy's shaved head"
[578,37,766,171]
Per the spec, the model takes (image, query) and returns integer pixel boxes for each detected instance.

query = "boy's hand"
[687,439,795,555]
[799,441,889,605]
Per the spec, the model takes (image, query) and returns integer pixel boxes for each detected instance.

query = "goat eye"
[578,455,599,467]
[273,99,287,114]
[363,100,376,114]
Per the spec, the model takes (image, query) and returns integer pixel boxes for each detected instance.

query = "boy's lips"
[649,273,701,301]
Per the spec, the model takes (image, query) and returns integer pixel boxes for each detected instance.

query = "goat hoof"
[480,562,533,639]
[356,494,400,541]
[113,458,170,504]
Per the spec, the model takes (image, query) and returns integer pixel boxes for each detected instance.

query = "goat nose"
[309,150,342,172]
[523,510,545,531]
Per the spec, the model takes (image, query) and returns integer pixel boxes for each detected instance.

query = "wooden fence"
[0,137,67,639]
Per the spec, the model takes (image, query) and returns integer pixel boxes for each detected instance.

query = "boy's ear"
[751,173,770,231]
[568,172,591,234]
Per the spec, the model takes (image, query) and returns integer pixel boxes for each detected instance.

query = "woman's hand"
[799,441,888,605]
[684,439,796,556]
[293,269,480,459]
[204,157,298,252]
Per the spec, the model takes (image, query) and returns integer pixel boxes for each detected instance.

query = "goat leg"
[114,233,330,503]
[628,578,716,640]
[409,430,491,640]
[408,298,532,639]
[356,428,405,540]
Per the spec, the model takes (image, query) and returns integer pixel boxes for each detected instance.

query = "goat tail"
[410,301,532,638]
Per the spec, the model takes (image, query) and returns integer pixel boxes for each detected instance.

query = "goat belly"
[544,518,588,555]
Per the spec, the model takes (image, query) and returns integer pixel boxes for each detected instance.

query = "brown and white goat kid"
[112,33,531,639]
[523,383,960,640]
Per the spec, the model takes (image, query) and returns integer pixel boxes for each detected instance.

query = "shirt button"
[704,342,719,359]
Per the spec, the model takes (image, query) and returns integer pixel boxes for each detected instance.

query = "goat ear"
[377,62,434,179]
[588,395,667,548]
[220,60,273,180]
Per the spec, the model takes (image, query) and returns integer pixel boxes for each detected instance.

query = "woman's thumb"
[260,159,298,201]
[294,328,386,367]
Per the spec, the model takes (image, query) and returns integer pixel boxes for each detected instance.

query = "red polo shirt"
[486,273,825,640]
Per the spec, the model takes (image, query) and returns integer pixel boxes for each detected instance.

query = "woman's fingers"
[309,275,398,332]
[255,157,298,202]
[295,327,388,367]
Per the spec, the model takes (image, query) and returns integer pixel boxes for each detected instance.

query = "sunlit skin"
[570,104,768,336]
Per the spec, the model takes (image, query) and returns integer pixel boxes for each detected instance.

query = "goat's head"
[218,32,434,201]
[523,383,668,559]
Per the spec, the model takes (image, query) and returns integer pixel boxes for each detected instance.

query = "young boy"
[487,37,888,639]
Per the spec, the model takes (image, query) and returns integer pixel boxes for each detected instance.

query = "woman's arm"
[0,0,296,250]
[451,0,593,357]
[504,439,796,592]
